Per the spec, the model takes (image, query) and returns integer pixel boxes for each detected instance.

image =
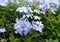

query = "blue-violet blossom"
[14,18,32,35]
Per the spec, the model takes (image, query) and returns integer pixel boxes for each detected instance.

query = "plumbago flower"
[16,7,33,13]
[33,16,41,20]
[14,18,32,35]
[34,9,41,14]
[26,13,33,18]
[32,21,44,32]
[16,6,33,18]
[38,0,60,14]
[0,0,8,6]
[27,0,33,3]
[0,27,6,33]
[16,7,28,13]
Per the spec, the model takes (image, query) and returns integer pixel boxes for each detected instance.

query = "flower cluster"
[0,0,60,36]
[0,0,8,6]
[38,0,60,14]
[14,18,44,35]
[14,0,60,35]
[14,6,44,35]
[32,21,43,32]
[26,0,60,14]
[16,6,33,19]
[0,0,60,14]
[14,18,32,35]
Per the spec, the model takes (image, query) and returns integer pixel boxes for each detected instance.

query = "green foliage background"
[0,1,60,42]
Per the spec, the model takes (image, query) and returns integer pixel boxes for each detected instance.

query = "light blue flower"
[26,7,33,13]
[32,21,44,32]
[51,0,60,6]
[38,0,60,14]
[43,3,50,10]
[16,7,33,13]
[27,0,33,2]
[34,9,40,14]
[50,7,57,14]
[26,13,33,18]
[35,0,44,4]
[16,7,28,13]
[0,28,6,33]
[9,0,14,3]
[14,18,32,35]
[45,0,51,4]
[0,0,8,6]
[34,16,41,20]
[39,3,50,10]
